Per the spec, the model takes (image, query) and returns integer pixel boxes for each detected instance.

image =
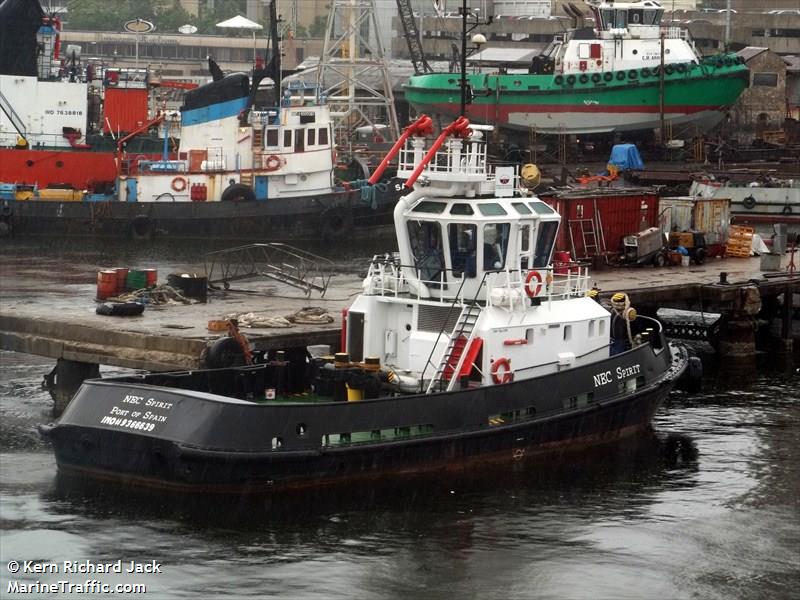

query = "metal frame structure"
[316,0,399,148]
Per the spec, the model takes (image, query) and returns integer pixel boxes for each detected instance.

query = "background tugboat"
[404,0,749,137]
[0,0,398,241]
[41,116,692,492]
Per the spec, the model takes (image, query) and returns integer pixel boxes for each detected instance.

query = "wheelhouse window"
[533,220,558,268]
[615,10,628,29]
[483,223,510,270]
[407,220,444,282]
[307,128,316,146]
[266,128,279,147]
[450,203,474,216]
[294,129,305,153]
[283,130,292,147]
[319,127,329,145]
[449,223,477,278]
[601,9,614,29]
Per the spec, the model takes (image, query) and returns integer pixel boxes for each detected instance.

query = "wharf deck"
[0,255,798,372]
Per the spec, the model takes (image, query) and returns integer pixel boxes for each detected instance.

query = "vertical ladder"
[569,219,599,259]
[426,302,482,394]
[0,90,27,144]
[241,128,264,187]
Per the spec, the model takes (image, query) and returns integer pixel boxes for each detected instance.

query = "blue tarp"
[608,144,645,171]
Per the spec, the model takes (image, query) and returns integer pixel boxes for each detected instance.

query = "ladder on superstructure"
[426,301,482,394]
[0,90,27,145]
[568,199,608,263]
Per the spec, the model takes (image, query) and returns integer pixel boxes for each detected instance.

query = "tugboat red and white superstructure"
[41,116,692,492]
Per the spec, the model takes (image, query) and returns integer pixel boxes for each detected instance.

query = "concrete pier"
[1,247,798,414]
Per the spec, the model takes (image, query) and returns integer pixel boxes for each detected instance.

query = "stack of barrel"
[96,267,158,300]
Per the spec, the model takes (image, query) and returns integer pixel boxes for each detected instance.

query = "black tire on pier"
[693,248,706,265]
[221,183,256,202]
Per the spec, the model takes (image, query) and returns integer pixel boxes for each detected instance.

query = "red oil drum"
[96,270,118,300]
[143,268,158,288]
[114,267,129,292]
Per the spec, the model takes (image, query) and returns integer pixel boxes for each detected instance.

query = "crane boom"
[396,0,433,75]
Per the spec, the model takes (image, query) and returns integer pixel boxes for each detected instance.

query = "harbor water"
[1,240,799,599]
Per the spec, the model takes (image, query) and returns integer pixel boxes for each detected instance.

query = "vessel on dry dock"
[404,0,749,136]
[41,116,691,492]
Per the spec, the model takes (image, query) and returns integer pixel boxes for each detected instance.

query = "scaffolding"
[316,0,399,151]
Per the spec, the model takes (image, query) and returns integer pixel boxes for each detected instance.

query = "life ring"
[171,177,187,192]
[591,73,601,83]
[603,72,613,82]
[566,74,576,85]
[524,270,543,298]
[664,65,674,75]
[616,71,626,81]
[742,195,756,210]
[491,357,513,385]
[554,75,564,85]
[579,74,589,84]
[641,67,651,78]
[265,154,281,171]
[628,69,638,79]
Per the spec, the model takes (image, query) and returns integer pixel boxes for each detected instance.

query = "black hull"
[44,342,688,493]
[1,187,399,242]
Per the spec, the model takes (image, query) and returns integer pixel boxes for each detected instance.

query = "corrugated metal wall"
[540,190,660,260]
[102,88,148,134]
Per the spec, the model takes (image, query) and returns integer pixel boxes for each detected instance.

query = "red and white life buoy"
[171,176,187,192]
[524,270,543,298]
[491,357,513,385]
[265,154,282,171]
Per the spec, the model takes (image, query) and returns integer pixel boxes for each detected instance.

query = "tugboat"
[41,116,691,492]
[404,0,749,136]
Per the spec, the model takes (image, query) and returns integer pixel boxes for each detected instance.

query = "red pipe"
[114,114,166,177]
[404,116,471,189]
[367,115,433,185]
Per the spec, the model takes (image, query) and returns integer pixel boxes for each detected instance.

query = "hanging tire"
[221,183,256,202]
[603,72,613,82]
[554,75,564,85]
[579,74,589,84]
[566,74,576,85]
[321,207,353,241]
[206,337,246,369]
[130,216,153,240]
[591,73,601,83]
[641,67,652,78]
[628,69,638,79]
[664,65,674,75]
[742,195,756,210]
[676,63,687,73]
[616,71,626,81]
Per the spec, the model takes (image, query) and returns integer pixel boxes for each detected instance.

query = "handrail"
[367,114,433,185]
[115,114,166,177]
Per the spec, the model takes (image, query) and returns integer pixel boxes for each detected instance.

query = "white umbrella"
[216,15,263,66]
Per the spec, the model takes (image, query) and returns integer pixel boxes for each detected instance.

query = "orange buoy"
[96,270,118,300]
